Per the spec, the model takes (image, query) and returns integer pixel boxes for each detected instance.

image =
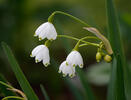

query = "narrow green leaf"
[63,78,84,100]
[40,84,50,100]
[1,42,39,100]
[106,0,127,99]
[0,74,16,97]
[76,67,95,100]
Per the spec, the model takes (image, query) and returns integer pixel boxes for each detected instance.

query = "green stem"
[57,35,99,47]
[2,96,24,100]
[48,11,90,26]
[0,81,13,89]
[79,44,89,47]
[44,40,52,47]
[73,40,81,51]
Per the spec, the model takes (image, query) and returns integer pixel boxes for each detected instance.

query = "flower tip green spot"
[80,64,83,68]
[30,54,33,57]
[66,62,69,66]
[58,70,61,73]
[35,59,39,63]
[39,37,42,41]
[50,39,53,41]
[34,33,37,37]
[44,63,50,67]
[73,64,76,67]
[63,74,66,77]
[69,74,73,78]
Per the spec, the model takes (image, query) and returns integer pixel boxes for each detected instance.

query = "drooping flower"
[66,50,84,68]
[66,50,83,68]
[30,45,50,67]
[59,61,75,78]
[34,22,57,40]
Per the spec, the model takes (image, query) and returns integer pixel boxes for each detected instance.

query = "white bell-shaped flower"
[59,61,75,77]
[30,45,50,67]
[34,22,57,40]
[66,50,84,68]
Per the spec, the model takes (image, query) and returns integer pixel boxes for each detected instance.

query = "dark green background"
[0,0,130,100]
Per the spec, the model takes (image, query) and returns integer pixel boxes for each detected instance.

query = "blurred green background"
[0,0,131,100]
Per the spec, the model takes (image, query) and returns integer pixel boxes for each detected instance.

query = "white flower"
[59,61,75,78]
[66,50,84,68]
[30,45,50,67]
[34,22,57,40]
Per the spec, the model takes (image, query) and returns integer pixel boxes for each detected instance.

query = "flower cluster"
[30,11,113,78]
[31,22,57,67]
[59,50,83,77]
[30,21,85,78]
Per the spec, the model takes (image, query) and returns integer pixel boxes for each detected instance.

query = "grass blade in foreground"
[76,67,95,100]
[106,0,127,99]
[1,42,39,100]
[40,84,50,100]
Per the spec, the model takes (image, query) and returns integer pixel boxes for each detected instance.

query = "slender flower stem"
[80,36,100,40]
[0,81,27,100]
[79,44,89,47]
[57,35,99,47]
[2,96,24,100]
[0,81,13,89]
[48,11,90,27]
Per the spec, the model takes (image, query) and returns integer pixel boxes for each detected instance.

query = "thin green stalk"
[1,42,39,100]
[2,96,24,100]
[57,35,99,47]
[106,0,126,99]
[48,11,90,26]
[0,81,13,89]
[79,44,88,47]
[40,84,50,100]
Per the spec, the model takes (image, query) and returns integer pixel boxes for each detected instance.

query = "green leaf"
[40,84,50,100]
[76,67,95,100]
[0,74,16,97]
[1,42,39,100]
[106,0,128,99]
[64,78,85,100]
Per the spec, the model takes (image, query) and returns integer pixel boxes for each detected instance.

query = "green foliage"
[1,42,39,100]
[76,67,95,100]
[106,0,131,99]
[40,84,50,100]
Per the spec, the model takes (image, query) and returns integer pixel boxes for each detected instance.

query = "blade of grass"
[106,0,127,99]
[1,42,39,100]
[76,67,95,100]
[40,84,50,100]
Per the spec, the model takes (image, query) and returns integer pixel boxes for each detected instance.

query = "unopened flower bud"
[104,55,112,63]
[96,52,102,62]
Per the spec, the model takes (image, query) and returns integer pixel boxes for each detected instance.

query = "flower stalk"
[31,10,113,78]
